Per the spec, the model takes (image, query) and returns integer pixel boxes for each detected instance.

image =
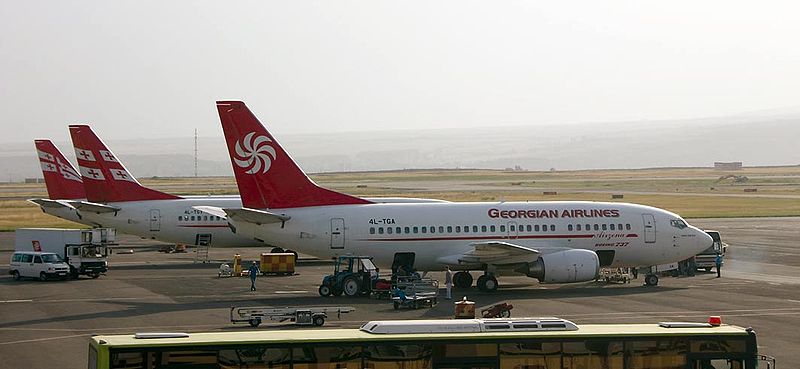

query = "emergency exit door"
[149,209,161,232]
[642,214,656,243]
[330,218,344,249]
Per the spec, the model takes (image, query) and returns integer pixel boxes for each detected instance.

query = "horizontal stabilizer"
[65,200,121,213]
[438,241,540,266]
[28,198,74,209]
[193,206,290,225]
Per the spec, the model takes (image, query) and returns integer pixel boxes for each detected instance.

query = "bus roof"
[91,323,750,348]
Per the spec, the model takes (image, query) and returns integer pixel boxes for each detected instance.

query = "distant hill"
[2,112,798,181]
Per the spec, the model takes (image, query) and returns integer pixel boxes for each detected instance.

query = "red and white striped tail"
[34,139,86,200]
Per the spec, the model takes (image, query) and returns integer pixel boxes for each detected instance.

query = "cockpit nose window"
[670,219,687,229]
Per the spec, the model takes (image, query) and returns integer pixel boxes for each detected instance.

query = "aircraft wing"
[193,206,290,225]
[63,200,121,213]
[28,198,74,209]
[438,241,540,266]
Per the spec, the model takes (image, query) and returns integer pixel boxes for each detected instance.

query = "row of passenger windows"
[568,223,632,232]
[177,215,224,222]
[369,223,632,235]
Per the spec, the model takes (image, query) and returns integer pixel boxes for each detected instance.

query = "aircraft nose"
[695,228,713,253]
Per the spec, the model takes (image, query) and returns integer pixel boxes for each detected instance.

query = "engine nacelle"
[519,249,600,283]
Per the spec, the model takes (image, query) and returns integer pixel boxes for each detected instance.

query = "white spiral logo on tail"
[233,132,277,174]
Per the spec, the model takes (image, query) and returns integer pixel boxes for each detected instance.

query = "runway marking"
[0,334,89,346]
[0,299,33,303]
[788,299,800,304]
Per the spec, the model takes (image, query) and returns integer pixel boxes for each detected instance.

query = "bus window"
[364,344,432,368]
[110,351,144,369]
[692,358,744,369]
[218,347,291,368]
[562,341,623,369]
[291,346,362,369]
[499,342,561,369]
[690,338,747,353]
[434,343,497,358]
[625,339,687,369]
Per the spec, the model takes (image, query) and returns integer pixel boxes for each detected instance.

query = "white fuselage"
[230,201,712,271]
[67,196,262,247]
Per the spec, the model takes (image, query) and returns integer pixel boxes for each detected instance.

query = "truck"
[695,230,727,272]
[14,228,113,278]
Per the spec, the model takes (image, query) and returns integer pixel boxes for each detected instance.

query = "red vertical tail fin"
[34,140,86,200]
[68,125,181,203]
[216,101,372,209]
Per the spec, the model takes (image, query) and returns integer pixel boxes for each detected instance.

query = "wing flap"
[64,200,121,213]
[193,206,290,225]
[439,241,540,266]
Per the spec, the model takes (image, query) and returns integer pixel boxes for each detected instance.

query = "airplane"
[198,100,714,293]
[29,125,448,251]
[28,140,88,225]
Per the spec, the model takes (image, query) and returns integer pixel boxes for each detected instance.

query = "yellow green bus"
[88,317,774,369]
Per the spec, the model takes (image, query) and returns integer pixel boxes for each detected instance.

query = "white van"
[9,251,70,281]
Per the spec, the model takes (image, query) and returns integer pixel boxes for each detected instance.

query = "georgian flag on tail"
[79,166,106,180]
[34,140,86,200]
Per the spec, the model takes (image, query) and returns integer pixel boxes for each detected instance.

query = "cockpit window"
[670,219,687,229]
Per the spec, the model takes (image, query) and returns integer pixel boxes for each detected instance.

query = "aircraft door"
[149,209,161,232]
[642,214,656,243]
[507,221,519,239]
[330,218,345,249]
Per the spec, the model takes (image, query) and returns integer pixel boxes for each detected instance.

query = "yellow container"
[233,254,242,277]
[454,297,475,319]
[259,253,296,275]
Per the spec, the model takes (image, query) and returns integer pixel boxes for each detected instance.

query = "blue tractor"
[318,256,379,297]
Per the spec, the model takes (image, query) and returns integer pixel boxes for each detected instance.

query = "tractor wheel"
[343,276,360,297]
[318,285,332,297]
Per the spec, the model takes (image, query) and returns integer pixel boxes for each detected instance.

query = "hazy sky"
[1,1,799,144]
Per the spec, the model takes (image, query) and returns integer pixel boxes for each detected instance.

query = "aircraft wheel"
[481,275,498,292]
[285,249,299,260]
[318,285,331,297]
[11,270,20,281]
[453,271,473,288]
[270,247,284,253]
[343,277,360,297]
[645,274,659,286]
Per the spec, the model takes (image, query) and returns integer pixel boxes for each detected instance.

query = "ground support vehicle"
[696,230,727,272]
[91,316,775,369]
[229,306,354,327]
[370,279,393,299]
[8,251,70,281]
[391,276,439,309]
[318,255,379,297]
[480,302,514,318]
[599,268,632,283]
[15,228,113,278]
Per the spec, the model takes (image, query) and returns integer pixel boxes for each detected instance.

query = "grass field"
[2,166,799,230]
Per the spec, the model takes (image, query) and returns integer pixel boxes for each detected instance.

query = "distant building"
[714,162,742,170]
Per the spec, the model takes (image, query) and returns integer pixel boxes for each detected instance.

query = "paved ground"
[0,217,798,369]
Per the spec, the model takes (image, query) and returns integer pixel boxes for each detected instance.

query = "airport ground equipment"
[230,306,355,327]
[89,316,775,369]
[599,268,632,284]
[14,228,112,278]
[8,251,70,280]
[318,255,379,297]
[217,263,234,277]
[370,279,393,299]
[480,302,513,318]
[392,276,439,309]
[696,230,727,272]
[259,252,295,275]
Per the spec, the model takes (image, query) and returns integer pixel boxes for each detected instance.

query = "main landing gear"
[453,271,499,292]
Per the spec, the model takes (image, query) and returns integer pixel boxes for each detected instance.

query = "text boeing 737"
[200,101,713,293]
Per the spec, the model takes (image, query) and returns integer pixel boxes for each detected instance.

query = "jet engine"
[518,249,600,283]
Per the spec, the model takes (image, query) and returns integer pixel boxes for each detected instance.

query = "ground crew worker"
[715,254,722,278]
[248,262,260,291]
[445,266,453,300]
